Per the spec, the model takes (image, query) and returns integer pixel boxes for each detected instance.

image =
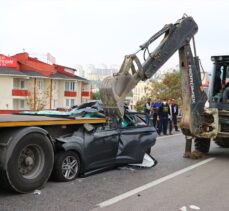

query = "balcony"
[82,91,90,97]
[12,89,29,97]
[64,91,77,97]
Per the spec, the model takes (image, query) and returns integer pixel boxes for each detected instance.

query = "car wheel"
[52,151,80,182]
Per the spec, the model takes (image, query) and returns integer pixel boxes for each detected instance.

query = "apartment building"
[130,81,148,109]
[0,53,92,113]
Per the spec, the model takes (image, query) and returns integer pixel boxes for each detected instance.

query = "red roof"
[0,52,86,81]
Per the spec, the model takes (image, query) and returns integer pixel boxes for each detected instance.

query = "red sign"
[0,55,17,67]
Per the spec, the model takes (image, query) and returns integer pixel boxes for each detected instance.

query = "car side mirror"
[83,123,94,132]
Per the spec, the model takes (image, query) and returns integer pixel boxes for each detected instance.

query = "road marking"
[98,157,215,208]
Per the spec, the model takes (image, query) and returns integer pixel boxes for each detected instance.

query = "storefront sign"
[0,55,17,67]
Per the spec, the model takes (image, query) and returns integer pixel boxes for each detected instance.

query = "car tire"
[0,133,54,193]
[214,138,229,148]
[194,138,211,153]
[52,151,80,182]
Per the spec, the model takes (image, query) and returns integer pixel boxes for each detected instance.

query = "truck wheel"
[52,151,80,182]
[194,138,211,153]
[214,138,229,148]
[1,133,54,193]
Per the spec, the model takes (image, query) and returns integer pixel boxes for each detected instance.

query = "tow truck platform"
[0,114,106,127]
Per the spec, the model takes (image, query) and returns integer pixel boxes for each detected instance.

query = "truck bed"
[0,114,106,127]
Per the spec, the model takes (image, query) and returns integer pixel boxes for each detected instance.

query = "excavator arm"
[100,15,218,138]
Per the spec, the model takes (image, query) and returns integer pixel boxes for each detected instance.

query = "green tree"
[92,91,101,100]
[147,69,182,105]
[135,96,147,112]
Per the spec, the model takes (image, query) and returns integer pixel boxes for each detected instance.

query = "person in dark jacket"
[158,99,170,135]
[172,99,179,131]
[168,99,173,135]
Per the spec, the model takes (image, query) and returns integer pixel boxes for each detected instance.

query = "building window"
[37,79,44,90]
[53,80,57,90]
[13,99,26,110]
[13,79,26,89]
[64,68,75,75]
[53,99,58,109]
[65,99,76,108]
[65,81,75,91]
[82,98,89,103]
[20,100,25,109]
[82,84,90,91]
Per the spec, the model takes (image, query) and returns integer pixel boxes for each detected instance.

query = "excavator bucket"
[100,55,143,117]
[100,73,137,117]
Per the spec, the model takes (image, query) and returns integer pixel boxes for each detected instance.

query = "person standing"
[172,99,179,131]
[151,97,161,131]
[144,98,151,125]
[158,99,169,135]
[168,99,173,135]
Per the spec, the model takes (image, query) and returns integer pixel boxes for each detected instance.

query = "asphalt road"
[0,132,229,211]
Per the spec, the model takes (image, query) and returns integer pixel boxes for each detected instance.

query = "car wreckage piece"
[129,153,157,168]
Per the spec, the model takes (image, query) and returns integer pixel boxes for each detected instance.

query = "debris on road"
[33,190,41,195]
[189,205,200,210]
[117,166,136,172]
[179,206,187,211]
[179,205,201,211]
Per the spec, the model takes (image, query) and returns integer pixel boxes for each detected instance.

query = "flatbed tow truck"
[0,114,105,193]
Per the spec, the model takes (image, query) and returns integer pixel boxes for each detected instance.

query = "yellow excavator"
[100,15,229,158]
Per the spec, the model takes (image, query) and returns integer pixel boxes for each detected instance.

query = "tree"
[92,91,101,100]
[135,96,147,112]
[27,86,50,111]
[162,70,182,99]
[147,69,182,105]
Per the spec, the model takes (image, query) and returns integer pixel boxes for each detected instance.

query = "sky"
[1,0,229,73]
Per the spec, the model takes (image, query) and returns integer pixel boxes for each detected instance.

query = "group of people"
[144,97,179,135]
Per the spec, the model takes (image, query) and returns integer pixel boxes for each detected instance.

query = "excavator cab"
[209,56,229,106]
[205,56,229,148]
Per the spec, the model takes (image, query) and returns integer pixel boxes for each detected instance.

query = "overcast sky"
[1,0,228,72]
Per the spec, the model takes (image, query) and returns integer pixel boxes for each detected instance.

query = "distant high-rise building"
[75,64,85,77]
[83,64,119,81]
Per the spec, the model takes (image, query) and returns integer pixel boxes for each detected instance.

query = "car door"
[84,121,119,170]
[116,113,157,164]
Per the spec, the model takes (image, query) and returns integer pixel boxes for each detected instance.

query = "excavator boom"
[101,16,198,116]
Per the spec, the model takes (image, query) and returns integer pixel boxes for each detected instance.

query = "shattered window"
[122,113,147,128]
[94,118,118,132]
[104,117,118,130]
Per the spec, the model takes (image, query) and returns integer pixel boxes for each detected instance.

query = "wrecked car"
[51,111,157,182]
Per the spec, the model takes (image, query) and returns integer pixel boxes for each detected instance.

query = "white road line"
[98,157,215,208]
